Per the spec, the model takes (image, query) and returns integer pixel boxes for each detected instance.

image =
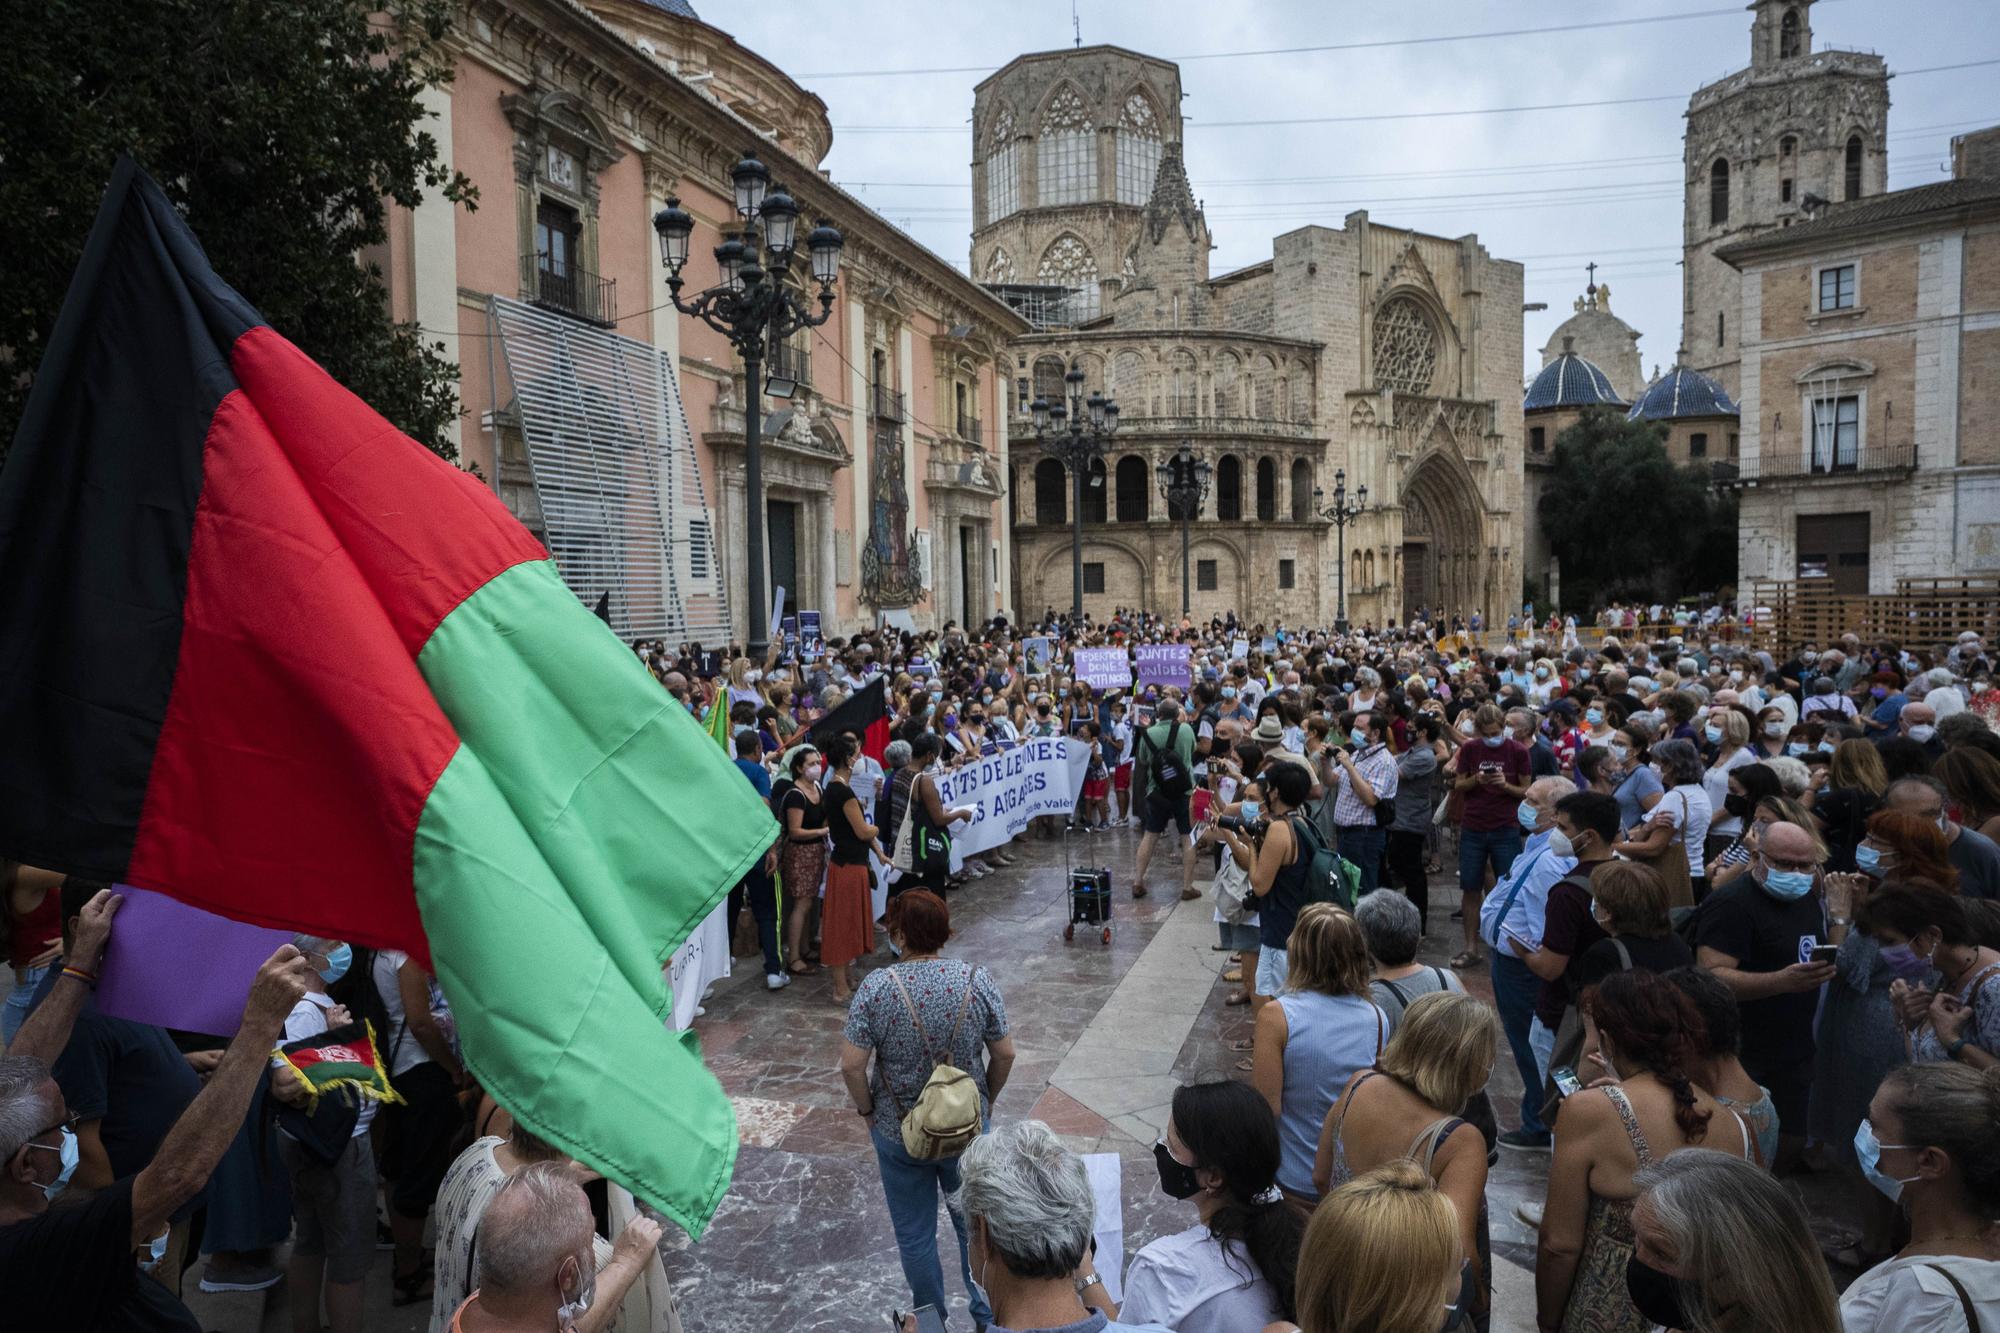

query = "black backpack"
[1146,722,1192,797]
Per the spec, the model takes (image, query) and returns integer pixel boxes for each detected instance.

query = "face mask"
[1625,1255,1693,1331]
[1153,1139,1203,1200]
[746,670,762,684]
[1585,708,1604,725]
[1458,718,1476,736]
[803,763,823,782]
[1764,720,1787,738]
[1704,724,1723,745]
[1342,682,1356,694]
[1855,843,1886,877]
[1909,724,1936,743]
[1349,727,1369,747]
[1879,939,1936,981]
[1579,667,1593,679]
[1724,793,1751,819]
[1536,667,1550,679]
[27,1126,79,1201]
[1609,742,1631,762]
[1483,733,1505,748]
[316,943,352,986]
[1854,1120,1922,1202]
[138,1228,170,1274]
[1517,800,1541,832]
[1222,687,1238,700]
[1787,742,1808,756]
[1240,799,1261,822]
[1937,812,1951,834]
[556,1255,596,1330]
[1730,672,1744,683]
[1548,829,1576,859]
[1760,866,1814,900]
[1872,686,1889,700]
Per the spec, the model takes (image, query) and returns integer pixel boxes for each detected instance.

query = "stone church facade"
[975,45,1524,628]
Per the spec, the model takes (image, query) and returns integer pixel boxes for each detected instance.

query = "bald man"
[447,1161,658,1333]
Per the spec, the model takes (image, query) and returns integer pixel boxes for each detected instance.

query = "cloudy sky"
[715,0,1998,382]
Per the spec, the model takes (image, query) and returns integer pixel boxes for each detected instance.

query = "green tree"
[1536,407,1734,611]
[2,0,476,461]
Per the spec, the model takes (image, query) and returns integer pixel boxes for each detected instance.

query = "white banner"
[931,737,1090,858]
[666,901,731,1030]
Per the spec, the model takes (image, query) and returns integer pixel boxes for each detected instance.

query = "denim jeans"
[1529,1015,1557,1085]
[1336,825,1386,895]
[1458,826,1523,895]
[2,965,50,1046]
[1489,952,1549,1137]
[872,1128,991,1328]
[741,866,782,976]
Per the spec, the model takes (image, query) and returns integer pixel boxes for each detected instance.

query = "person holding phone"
[1450,705,1533,970]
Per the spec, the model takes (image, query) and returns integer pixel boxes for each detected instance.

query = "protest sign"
[930,737,1090,858]
[1073,647,1133,692]
[780,615,800,663]
[97,887,291,1037]
[667,902,731,1031]
[799,610,823,660]
[1259,636,1278,655]
[1133,644,1190,689]
[1230,637,1250,660]
[1023,636,1053,675]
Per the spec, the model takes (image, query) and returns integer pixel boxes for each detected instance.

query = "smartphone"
[903,1306,947,1333]
[1552,1065,1583,1098]
[1809,944,1840,964]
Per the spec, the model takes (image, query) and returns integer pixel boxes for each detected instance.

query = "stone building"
[1718,125,2000,593]
[1682,0,1890,401]
[375,0,1026,645]
[1539,279,1644,403]
[1522,339,1629,601]
[975,45,1524,628]
[1627,360,1741,472]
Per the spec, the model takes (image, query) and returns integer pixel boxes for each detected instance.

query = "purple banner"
[97,886,292,1037]
[1072,647,1133,692]
[1134,644,1191,689]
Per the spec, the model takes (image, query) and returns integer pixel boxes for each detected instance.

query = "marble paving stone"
[730,1095,812,1149]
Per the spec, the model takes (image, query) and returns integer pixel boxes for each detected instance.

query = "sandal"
[1225,992,1252,1007]
[1222,968,1243,983]
[1233,1057,1254,1073]
[1226,1037,1254,1051]
[786,961,819,976]
[1450,949,1483,969]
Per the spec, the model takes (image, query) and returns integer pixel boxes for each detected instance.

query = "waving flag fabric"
[0,160,773,1236]
[806,676,890,762]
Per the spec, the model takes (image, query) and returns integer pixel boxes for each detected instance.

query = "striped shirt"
[1332,743,1398,826]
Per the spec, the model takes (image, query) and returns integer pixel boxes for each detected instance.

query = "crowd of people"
[5,601,2000,1332]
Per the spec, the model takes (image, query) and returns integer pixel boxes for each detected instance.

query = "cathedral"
[975,45,1524,628]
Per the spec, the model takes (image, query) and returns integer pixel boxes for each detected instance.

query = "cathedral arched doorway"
[1401,457,1484,623]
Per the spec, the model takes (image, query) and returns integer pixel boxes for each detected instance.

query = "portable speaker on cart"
[1061,826,1113,945]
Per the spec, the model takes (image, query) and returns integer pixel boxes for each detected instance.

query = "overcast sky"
[714,0,1998,383]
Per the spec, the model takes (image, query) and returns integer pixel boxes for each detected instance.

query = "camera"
[1216,814,1268,836]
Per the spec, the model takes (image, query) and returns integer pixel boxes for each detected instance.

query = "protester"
[1663,966,1778,1167]
[373,942,466,1306]
[1452,705,1533,970]
[1217,760,1313,1005]
[839,891,1013,1327]
[1134,699,1202,901]
[1884,774,2000,898]
[1611,738,1707,905]
[1,862,64,1047]
[1628,1149,1844,1333]
[1385,713,1441,924]
[1119,1080,1301,1332]
[1854,879,2000,1067]
[1313,990,1497,1328]
[1357,889,1465,1031]
[1326,709,1397,895]
[821,733,887,1004]
[1280,1160,1465,1333]
[1252,904,1385,1212]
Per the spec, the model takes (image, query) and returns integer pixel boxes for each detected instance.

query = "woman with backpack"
[838,890,1015,1329]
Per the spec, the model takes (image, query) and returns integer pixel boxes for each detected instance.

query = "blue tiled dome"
[1524,347,1626,411]
[634,0,699,15]
[1626,364,1739,421]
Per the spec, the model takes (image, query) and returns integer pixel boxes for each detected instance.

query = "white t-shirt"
[373,950,435,1079]
[1702,745,1760,837]
[1119,1225,1281,1333]
[278,992,375,1134]
[1839,1253,2000,1333]
[1111,718,1134,765]
[1655,783,1715,877]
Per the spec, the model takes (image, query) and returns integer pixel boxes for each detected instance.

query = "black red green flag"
[807,676,890,762]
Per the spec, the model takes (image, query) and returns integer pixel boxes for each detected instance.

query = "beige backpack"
[885,965,983,1160]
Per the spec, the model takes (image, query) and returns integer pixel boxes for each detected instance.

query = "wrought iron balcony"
[957,412,983,445]
[768,339,811,388]
[1736,439,1916,482]
[521,254,616,328]
[872,383,906,423]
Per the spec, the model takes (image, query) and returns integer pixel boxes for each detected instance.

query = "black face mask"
[1624,1255,1692,1331]
[1724,792,1751,819]
[1152,1141,1202,1200]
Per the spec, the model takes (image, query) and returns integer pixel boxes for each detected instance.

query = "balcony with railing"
[956,411,983,445]
[872,383,907,423]
[521,254,616,328]
[767,338,811,389]
[1736,439,1916,483]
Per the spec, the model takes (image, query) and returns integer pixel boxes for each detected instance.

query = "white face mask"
[803,763,824,783]
[557,1255,595,1330]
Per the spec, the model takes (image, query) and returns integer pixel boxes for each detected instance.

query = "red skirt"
[820,860,875,967]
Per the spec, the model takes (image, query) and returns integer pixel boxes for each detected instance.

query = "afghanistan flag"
[0,161,774,1236]
[807,676,890,762]
[272,1020,401,1109]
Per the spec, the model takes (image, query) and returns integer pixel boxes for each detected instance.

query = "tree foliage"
[1,0,477,461]
[1536,408,1737,610]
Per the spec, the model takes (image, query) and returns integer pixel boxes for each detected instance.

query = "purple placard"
[96,886,292,1037]
[1134,644,1191,690]
[1073,647,1133,692]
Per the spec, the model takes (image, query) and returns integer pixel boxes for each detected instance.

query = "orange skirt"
[820,860,876,967]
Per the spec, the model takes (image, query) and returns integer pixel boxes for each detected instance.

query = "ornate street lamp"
[1155,442,1211,619]
[1030,360,1118,621]
[1313,468,1371,634]
[653,150,844,659]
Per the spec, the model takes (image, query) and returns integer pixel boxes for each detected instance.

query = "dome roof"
[633,0,698,14]
[1524,341,1627,411]
[1627,364,1739,421]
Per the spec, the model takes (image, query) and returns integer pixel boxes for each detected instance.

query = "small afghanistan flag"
[272,1020,402,1109]
[0,161,775,1236]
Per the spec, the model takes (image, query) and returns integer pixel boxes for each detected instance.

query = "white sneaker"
[765,973,790,991]
[1515,1199,1544,1229]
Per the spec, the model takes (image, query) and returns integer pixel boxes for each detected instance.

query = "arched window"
[1211,352,1240,416]
[1215,455,1242,521]
[985,105,1020,223]
[1290,372,1311,423]
[1112,350,1145,413]
[1008,464,1019,527]
[1037,86,1095,207]
[1169,349,1199,415]
[983,247,1015,284]
[1038,235,1100,322]
[1115,92,1161,205]
[1033,458,1066,524]
[1351,550,1364,589]
[1372,298,1438,396]
[1365,550,1377,587]
[1033,355,1068,407]
[1710,159,1730,225]
[1081,457,1107,524]
[1256,457,1277,522]
[1779,7,1801,58]
[1252,354,1277,419]
[1290,459,1313,521]
[1115,455,1149,522]
[1845,135,1864,201]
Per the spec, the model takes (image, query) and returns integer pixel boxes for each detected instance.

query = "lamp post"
[1154,442,1211,619]
[653,150,844,659]
[1030,360,1119,621]
[1313,469,1371,634]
